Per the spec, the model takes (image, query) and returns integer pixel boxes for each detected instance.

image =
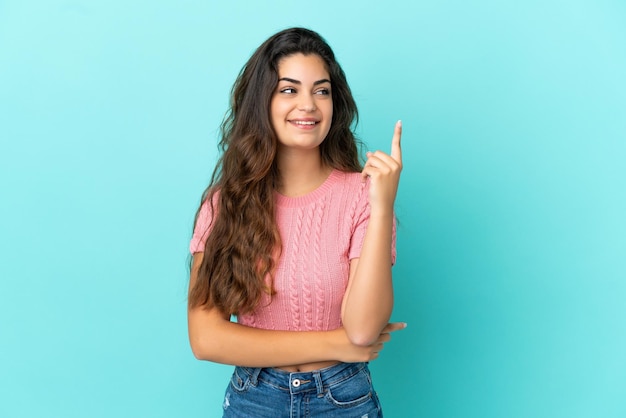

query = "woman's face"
[270,53,333,154]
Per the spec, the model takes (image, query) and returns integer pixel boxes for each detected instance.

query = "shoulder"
[330,169,367,190]
[197,189,221,218]
[331,169,370,200]
[326,170,370,220]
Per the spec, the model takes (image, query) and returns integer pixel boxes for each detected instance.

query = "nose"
[298,93,317,112]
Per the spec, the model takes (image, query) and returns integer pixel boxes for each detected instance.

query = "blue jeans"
[221,362,383,417]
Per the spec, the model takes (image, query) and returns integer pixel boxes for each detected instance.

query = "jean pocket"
[229,367,251,393]
[325,368,375,408]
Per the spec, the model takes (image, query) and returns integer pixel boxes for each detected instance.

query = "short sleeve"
[189,197,216,254]
[348,180,397,265]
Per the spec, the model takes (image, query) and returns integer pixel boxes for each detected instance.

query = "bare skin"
[341,120,403,346]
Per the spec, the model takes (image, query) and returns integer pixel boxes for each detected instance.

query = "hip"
[222,362,383,417]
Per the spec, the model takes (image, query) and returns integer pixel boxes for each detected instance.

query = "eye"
[315,88,330,96]
[280,87,296,94]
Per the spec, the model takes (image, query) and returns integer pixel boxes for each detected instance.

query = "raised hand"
[361,120,403,215]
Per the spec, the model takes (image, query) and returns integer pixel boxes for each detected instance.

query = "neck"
[276,148,332,197]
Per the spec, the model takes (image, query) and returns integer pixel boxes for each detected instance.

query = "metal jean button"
[292,379,301,388]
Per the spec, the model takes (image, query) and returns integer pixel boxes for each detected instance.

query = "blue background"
[1,1,625,417]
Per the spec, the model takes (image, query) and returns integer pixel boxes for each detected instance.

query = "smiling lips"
[289,119,319,129]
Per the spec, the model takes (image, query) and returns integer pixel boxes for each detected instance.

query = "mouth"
[288,119,319,127]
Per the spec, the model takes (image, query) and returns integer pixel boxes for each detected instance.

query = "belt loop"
[249,367,262,385]
[313,370,324,396]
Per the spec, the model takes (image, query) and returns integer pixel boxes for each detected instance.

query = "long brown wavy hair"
[189,27,362,315]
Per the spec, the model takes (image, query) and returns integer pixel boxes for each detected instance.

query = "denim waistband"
[236,362,368,395]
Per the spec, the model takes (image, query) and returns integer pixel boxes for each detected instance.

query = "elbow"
[190,340,209,361]
[342,314,391,347]
[345,328,379,347]
[190,344,208,361]
[189,336,220,362]
[187,308,230,362]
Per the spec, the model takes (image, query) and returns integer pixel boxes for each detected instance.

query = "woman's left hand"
[361,120,403,214]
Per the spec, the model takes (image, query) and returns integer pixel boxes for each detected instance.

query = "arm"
[341,121,403,346]
[188,253,402,367]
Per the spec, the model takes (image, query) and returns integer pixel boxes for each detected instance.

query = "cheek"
[271,101,289,123]
[325,103,333,128]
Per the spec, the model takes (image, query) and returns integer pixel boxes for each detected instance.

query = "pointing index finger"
[391,120,402,163]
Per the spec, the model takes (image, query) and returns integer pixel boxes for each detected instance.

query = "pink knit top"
[189,169,396,332]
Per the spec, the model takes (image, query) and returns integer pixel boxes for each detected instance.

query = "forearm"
[191,319,329,367]
[188,306,380,367]
[188,253,371,367]
[341,211,395,346]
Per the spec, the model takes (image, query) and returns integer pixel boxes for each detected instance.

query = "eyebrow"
[278,77,331,86]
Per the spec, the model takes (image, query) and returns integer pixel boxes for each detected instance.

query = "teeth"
[292,121,316,125]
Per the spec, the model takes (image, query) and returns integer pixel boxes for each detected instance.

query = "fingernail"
[397,120,402,127]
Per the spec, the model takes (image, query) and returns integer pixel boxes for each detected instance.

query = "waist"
[277,360,339,373]
[235,362,369,393]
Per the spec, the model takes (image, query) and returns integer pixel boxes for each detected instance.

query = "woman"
[188,27,404,417]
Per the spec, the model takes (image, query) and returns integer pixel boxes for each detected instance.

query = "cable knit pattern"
[189,169,397,331]
[313,196,326,330]
[288,207,304,331]
[301,204,314,331]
